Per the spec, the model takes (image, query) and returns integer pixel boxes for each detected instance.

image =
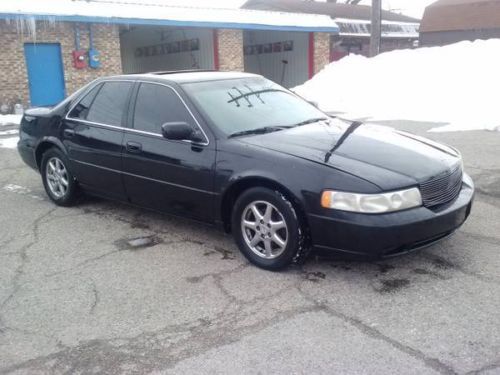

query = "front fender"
[214,142,383,224]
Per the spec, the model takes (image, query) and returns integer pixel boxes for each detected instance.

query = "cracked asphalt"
[0,121,499,374]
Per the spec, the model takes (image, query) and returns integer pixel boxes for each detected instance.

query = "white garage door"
[244,30,309,88]
[120,26,215,74]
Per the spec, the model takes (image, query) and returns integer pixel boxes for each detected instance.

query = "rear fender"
[34,137,68,170]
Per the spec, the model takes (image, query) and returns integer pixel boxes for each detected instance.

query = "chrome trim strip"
[66,118,164,137]
[64,79,210,146]
[72,159,218,195]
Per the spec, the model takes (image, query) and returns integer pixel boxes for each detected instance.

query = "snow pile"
[0,114,22,127]
[294,39,500,132]
[0,114,21,149]
[0,136,19,149]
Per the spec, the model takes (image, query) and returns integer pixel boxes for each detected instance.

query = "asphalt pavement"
[0,121,499,374]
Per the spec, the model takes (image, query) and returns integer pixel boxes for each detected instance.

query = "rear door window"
[133,83,193,134]
[68,83,102,120]
[85,82,133,127]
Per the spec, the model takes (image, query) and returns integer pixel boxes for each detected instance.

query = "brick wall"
[216,29,244,71]
[0,20,122,110]
[313,32,331,74]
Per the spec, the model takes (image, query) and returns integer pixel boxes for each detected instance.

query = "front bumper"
[308,174,474,258]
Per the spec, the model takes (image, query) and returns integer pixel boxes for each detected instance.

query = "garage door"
[120,26,215,74]
[243,30,309,88]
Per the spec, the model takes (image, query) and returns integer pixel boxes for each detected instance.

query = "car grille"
[419,164,463,208]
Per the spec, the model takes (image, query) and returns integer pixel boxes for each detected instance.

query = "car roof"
[106,70,262,84]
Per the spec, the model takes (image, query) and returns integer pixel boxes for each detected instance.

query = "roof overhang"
[0,0,340,33]
[334,18,419,39]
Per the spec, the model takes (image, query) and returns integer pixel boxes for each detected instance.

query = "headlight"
[321,187,422,213]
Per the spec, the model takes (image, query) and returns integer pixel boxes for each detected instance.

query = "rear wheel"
[41,148,78,206]
[232,187,304,270]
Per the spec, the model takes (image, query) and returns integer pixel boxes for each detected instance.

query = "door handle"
[126,141,142,154]
[64,129,75,138]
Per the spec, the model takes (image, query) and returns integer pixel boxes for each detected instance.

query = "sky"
[155,0,436,19]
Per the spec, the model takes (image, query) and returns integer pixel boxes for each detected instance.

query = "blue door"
[24,43,66,106]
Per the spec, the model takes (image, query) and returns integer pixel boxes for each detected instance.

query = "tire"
[41,148,79,206]
[231,187,305,271]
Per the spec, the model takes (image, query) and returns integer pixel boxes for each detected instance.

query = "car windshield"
[182,77,328,137]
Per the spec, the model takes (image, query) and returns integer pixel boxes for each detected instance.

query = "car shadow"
[75,193,464,291]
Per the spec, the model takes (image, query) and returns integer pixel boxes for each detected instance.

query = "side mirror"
[161,122,204,143]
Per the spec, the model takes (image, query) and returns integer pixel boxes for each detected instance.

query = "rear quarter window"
[67,83,102,120]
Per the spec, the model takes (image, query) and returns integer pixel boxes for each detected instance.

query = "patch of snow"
[2,184,45,200]
[0,137,19,149]
[294,39,500,133]
[3,184,31,194]
[0,114,22,126]
[428,123,500,133]
[0,130,19,136]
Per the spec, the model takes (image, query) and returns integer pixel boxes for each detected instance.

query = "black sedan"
[17,71,474,270]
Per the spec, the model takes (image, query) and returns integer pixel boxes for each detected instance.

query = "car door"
[122,81,216,222]
[63,80,133,200]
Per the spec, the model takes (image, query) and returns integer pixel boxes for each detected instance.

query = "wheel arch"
[220,176,309,234]
[35,137,68,171]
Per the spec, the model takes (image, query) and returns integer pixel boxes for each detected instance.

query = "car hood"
[237,119,461,191]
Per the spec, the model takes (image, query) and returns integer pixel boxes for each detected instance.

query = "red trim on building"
[308,32,314,79]
[213,29,220,71]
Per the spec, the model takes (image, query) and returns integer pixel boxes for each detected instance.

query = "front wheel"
[41,148,79,206]
[232,187,305,270]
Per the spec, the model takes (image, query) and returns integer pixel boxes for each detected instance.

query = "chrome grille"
[419,164,463,208]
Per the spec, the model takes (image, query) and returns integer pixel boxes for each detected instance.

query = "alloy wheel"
[46,157,69,199]
[241,200,288,259]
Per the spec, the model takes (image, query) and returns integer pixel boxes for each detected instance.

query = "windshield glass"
[182,77,327,136]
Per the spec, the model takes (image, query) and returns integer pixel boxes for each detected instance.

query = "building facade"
[420,0,500,46]
[0,21,121,111]
[0,0,339,110]
[242,0,420,61]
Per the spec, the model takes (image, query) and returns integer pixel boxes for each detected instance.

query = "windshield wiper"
[290,117,330,127]
[228,126,287,138]
[324,121,363,163]
[228,118,330,138]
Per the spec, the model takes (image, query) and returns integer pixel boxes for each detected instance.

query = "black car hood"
[237,119,461,191]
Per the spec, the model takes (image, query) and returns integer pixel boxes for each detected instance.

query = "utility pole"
[370,0,382,57]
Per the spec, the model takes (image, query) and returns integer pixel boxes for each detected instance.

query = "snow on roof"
[334,18,419,39]
[242,0,420,23]
[0,0,339,33]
